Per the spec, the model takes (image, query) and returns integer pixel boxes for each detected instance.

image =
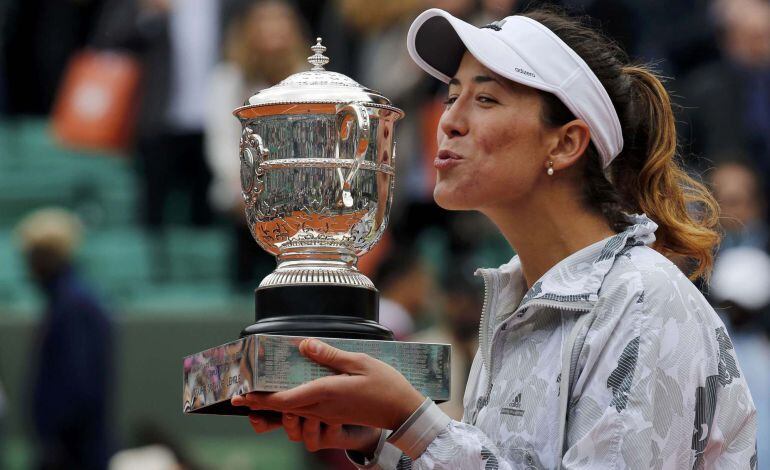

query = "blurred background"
[0,0,768,468]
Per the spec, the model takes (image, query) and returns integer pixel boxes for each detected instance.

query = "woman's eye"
[443,96,458,106]
[477,95,497,104]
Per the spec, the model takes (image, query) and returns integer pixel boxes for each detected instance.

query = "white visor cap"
[407,8,624,168]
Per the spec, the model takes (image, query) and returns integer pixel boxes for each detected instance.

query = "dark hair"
[526,7,720,281]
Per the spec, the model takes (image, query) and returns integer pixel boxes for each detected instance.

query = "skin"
[710,162,763,232]
[232,52,617,456]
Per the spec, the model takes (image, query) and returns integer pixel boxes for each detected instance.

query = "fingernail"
[306,339,321,354]
[232,395,244,405]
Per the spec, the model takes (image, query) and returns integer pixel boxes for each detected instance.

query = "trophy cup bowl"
[182,39,450,415]
[233,38,404,340]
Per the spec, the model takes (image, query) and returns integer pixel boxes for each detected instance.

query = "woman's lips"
[434,150,463,169]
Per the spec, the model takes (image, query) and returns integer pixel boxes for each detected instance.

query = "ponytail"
[613,66,720,281]
[526,8,721,281]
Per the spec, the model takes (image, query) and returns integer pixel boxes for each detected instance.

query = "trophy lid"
[236,38,398,113]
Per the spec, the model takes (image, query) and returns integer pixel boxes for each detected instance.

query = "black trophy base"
[240,284,394,341]
[240,315,393,340]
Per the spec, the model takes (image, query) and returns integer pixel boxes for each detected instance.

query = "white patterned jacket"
[353,214,757,469]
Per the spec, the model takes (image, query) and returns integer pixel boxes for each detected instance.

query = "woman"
[232,7,757,469]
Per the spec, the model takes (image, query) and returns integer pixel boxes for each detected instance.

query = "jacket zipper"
[477,269,493,378]
[471,269,494,425]
[474,270,593,424]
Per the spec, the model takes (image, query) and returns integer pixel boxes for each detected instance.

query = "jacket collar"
[478,214,658,318]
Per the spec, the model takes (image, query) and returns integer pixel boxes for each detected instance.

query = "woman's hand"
[282,414,382,453]
[231,338,425,431]
[243,411,382,454]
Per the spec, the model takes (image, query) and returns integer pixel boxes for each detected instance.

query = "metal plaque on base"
[183,334,451,415]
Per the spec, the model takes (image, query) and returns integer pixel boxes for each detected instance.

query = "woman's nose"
[438,101,469,138]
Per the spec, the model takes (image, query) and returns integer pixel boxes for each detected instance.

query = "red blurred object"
[420,97,444,197]
[51,50,141,153]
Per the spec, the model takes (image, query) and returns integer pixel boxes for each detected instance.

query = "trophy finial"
[308,37,329,71]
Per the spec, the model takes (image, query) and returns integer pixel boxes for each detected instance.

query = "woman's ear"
[546,119,591,172]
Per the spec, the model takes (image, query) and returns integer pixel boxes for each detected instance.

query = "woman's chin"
[433,186,472,211]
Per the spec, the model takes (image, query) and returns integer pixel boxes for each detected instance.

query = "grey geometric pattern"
[481,446,499,470]
[607,336,641,412]
[596,232,627,262]
[692,375,719,470]
[520,280,543,305]
[715,326,741,387]
[396,455,413,469]
[520,280,593,305]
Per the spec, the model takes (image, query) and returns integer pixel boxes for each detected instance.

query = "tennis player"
[232,7,757,469]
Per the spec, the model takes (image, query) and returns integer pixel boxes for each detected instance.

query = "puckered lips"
[434,149,463,170]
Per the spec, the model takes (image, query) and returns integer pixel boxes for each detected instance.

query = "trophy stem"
[277,245,358,266]
[246,245,393,341]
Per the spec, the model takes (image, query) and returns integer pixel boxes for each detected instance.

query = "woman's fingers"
[323,423,351,449]
[282,413,302,441]
[232,377,342,412]
[301,417,322,451]
[232,392,270,410]
[299,338,370,375]
[250,374,356,412]
[248,413,282,434]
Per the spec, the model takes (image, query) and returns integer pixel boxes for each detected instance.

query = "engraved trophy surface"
[183,39,450,415]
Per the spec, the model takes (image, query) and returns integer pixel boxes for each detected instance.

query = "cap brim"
[407,9,551,94]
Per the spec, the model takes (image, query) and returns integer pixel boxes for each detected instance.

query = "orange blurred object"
[51,50,141,153]
[420,97,444,198]
[358,231,392,279]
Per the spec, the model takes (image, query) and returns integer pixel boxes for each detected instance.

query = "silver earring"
[547,161,554,176]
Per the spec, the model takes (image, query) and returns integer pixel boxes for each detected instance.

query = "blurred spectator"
[0,0,105,116]
[109,446,179,470]
[630,0,718,76]
[374,246,435,340]
[15,208,113,470]
[474,0,520,24]
[708,162,770,466]
[0,378,5,470]
[0,53,6,115]
[109,421,199,470]
[95,0,221,278]
[205,0,308,290]
[352,0,429,211]
[293,0,330,33]
[0,0,7,114]
[561,0,642,56]
[710,161,768,251]
[681,0,770,177]
[411,269,481,420]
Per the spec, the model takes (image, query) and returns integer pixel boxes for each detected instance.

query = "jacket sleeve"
[348,398,517,470]
[561,258,757,468]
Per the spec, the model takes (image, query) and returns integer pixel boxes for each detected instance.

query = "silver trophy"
[183,39,450,415]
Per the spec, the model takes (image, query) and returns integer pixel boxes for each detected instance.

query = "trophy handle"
[335,103,370,208]
[240,128,269,199]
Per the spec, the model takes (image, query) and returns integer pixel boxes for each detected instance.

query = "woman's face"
[434,52,551,212]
